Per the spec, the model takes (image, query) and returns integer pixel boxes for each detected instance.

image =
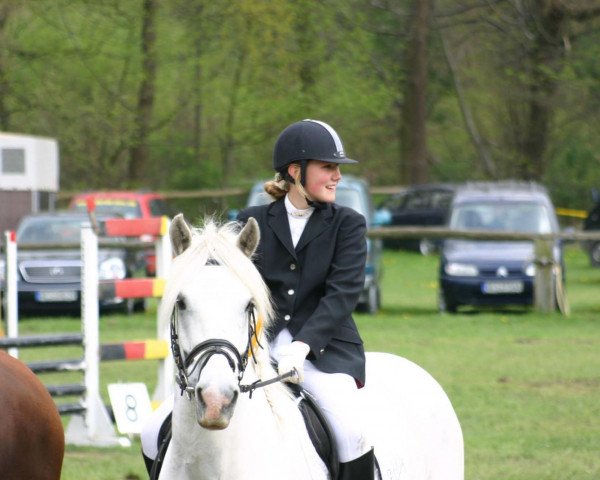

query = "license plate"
[35,291,78,302]
[482,281,524,294]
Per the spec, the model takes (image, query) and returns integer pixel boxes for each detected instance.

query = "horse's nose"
[195,385,239,429]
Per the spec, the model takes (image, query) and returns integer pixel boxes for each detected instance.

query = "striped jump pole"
[99,278,165,300]
[99,216,169,238]
[100,339,168,362]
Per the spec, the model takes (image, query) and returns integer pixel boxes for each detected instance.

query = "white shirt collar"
[285,195,314,219]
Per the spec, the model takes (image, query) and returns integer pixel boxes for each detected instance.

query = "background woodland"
[1,0,599,208]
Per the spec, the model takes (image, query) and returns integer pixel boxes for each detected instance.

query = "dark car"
[243,176,383,313]
[439,182,563,313]
[376,183,457,254]
[2,212,145,315]
[582,188,600,266]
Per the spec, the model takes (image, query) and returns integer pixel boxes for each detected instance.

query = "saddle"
[148,386,338,480]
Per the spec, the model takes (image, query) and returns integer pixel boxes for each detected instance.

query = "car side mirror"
[373,208,391,226]
[227,209,239,221]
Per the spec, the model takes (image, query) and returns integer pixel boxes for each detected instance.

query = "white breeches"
[141,329,370,463]
[141,393,173,460]
[271,329,370,463]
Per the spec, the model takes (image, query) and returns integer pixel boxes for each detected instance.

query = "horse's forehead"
[180,266,251,301]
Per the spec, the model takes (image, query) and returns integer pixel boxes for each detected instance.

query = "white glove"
[277,341,310,384]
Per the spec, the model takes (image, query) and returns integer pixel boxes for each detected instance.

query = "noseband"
[170,302,260,399]
[170,300,298,399]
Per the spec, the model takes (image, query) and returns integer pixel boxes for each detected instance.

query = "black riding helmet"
[273,119,358,185]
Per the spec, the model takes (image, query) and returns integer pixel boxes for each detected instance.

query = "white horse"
[156,214,464,480]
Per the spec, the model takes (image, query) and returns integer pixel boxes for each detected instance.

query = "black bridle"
[170,301,295,399]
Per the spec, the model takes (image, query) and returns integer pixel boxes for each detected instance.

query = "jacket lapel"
[267,199,297,259]
[295,204,333,252]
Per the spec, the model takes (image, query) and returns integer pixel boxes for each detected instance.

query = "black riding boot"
[338,448,375,480]
[142,452,154,476]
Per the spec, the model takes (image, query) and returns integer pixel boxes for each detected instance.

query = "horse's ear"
[170,213,193,257]
[237,217,260,258]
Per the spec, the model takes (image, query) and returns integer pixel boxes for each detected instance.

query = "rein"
[170,302,294,399]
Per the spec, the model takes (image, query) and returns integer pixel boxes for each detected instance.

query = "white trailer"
[0,132,59,235]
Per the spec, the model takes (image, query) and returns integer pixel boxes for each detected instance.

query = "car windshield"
[17,217,86,244]
[336,189,367,217]
[450,202,553,234]
[72,199,141,219]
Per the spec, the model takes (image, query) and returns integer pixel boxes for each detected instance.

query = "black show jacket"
[238,197,367,386]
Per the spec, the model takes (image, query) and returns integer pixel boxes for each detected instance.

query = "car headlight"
[525,263,535,277]
[99,257,126,280]
[445,262,479,277]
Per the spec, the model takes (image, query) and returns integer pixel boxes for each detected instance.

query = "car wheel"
[366,284,380,314]
[357,284,380,314]
[124,299,136,316]
[439,291,457,314]
[590,242,600,266]
[134,298,146,313]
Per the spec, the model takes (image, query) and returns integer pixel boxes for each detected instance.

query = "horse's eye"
[176,296,187,311]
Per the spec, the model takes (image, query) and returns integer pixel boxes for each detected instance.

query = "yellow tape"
[152,278,166,297]
[144,339,169,360]
[160,216,169,236]
[556,207,587,219]
[249,316,264,358]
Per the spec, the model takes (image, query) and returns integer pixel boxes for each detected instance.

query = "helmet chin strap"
[284,161,328,211]
[306,198,328,211]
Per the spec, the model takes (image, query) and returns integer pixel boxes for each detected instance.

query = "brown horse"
[0,351,64,480]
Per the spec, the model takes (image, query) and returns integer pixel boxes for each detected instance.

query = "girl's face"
[303,160,342,203]
[288,160,342,204]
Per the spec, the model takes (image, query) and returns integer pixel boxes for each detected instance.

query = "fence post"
[5,230,19,358]
[534,238,555,313]
[154,217,174,402]
[65,223,125,446]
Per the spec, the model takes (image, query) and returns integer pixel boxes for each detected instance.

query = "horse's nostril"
[230,390,239,407]
[195,386,205,404]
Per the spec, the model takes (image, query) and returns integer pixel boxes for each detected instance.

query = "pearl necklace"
[285,195,314,219]
[288,208,312,218]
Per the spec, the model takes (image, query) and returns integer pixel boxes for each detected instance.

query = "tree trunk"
[128,0,157,186]
[192,43,203,165]
[400,0,431,184]
[439,28,496,178]
[520,1,565,180]
[0,4,14,130]
[220,47,247,187]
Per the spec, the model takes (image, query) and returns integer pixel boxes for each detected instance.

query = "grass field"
[10,245,600,479]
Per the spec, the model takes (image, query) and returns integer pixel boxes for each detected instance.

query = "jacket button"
[284,315,291,321]
[288,289,295,295]
[319,348,325,354]
[290,263,296,270]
